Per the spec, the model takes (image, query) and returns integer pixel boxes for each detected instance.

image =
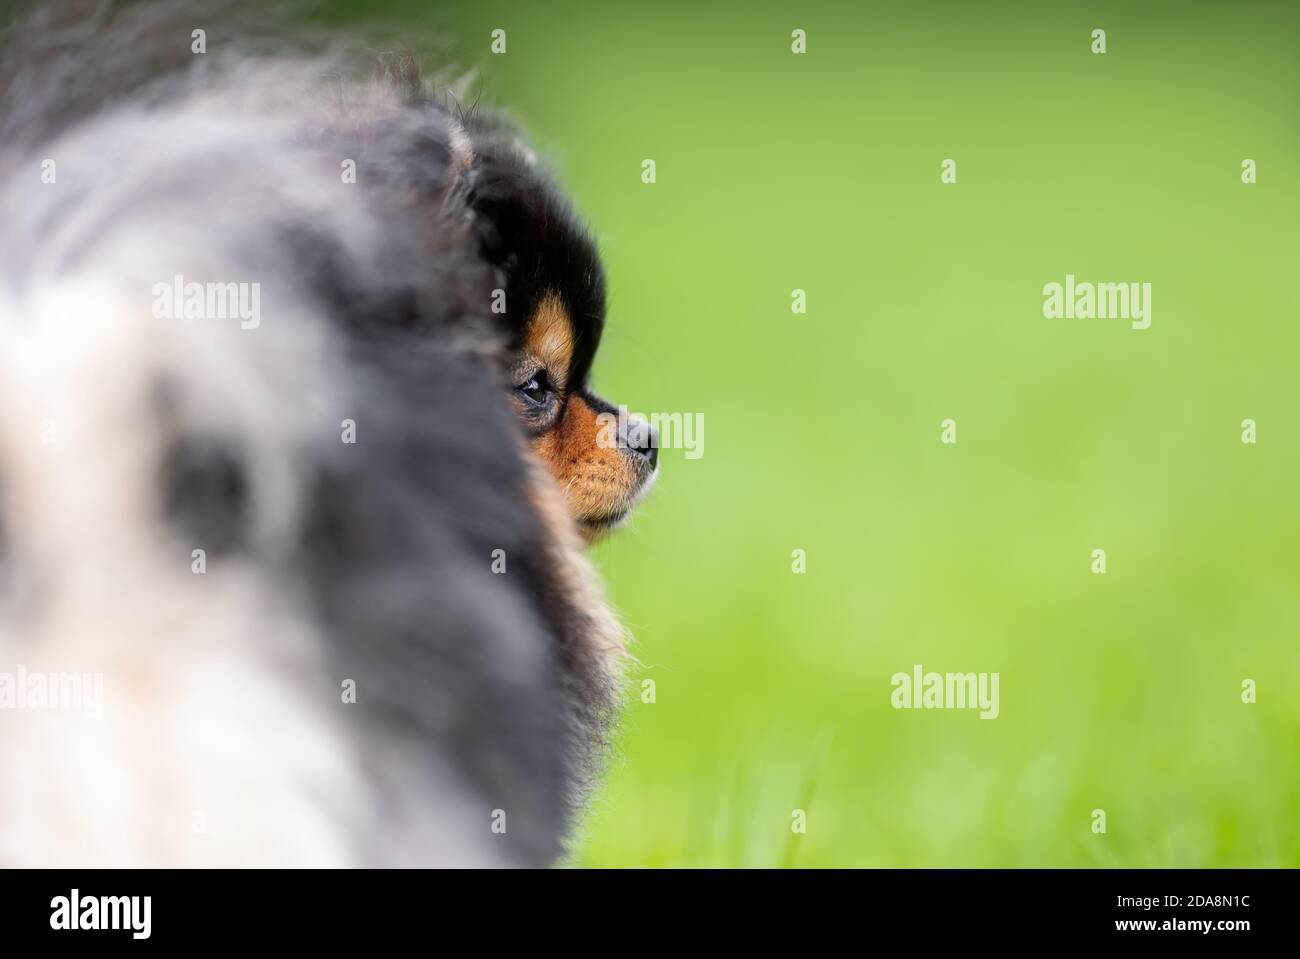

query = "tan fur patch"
[532,394,641,531]
[525,293,574,392]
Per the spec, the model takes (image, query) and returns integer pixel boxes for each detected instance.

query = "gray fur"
[0,0,616,866]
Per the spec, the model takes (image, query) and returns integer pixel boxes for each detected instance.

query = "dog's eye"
[516,370,551,406]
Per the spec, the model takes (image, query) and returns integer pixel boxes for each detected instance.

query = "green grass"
[344,0,1300,866]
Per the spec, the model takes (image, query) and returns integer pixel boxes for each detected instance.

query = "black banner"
[0,868,1285,945]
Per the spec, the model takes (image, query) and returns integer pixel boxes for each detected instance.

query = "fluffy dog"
[0,1,625,866]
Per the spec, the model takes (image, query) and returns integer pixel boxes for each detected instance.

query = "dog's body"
[0,2,637,866]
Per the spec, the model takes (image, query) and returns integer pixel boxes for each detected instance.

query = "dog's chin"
[578,508,630,543]
[578,468,657,544]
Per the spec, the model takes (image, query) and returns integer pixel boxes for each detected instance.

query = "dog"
[455,113,660,541]
[0,0,627,866]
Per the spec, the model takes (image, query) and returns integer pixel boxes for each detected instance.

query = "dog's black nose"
[623,420,658,470]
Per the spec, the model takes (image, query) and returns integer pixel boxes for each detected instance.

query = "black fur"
[461,112,608,391]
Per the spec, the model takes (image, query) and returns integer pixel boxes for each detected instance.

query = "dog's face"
[509,292,656,541]
[464,125,657,541]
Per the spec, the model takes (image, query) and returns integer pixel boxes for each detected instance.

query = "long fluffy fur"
[0,0,621,866]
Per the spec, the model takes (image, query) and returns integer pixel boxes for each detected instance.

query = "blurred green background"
[342,0,1300,866]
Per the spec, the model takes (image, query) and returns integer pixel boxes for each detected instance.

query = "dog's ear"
[463,139,540,282]
[459,112,606,378]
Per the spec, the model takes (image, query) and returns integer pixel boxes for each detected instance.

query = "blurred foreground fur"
[0,0,623,865]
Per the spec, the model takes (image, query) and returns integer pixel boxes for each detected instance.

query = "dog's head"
[461,118,657,541]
